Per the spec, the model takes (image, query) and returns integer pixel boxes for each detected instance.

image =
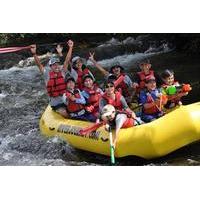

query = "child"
[63,77,96,122]
[136,59,155,92]
[160,69,191,108]
[71,56,95,89]
[81,74,103,118]
[139,75,168,122]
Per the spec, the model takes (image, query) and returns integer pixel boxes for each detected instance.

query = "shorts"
[141,112,164,123]
[73,112,97,122]
[51,103,66,111]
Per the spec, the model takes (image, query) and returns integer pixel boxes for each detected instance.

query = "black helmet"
[107,74,117,82]
[82,74,94,83]
[66,76,75,83]
[109,65,124,73]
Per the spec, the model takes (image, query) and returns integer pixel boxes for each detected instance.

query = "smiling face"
[50,63,62,72]
[102,112,116,122]
[163,74,175,86]
[83,77,94,89]
[145,80,157,91]
[66,80,75,90]
[104,83,115,96]
[112,66,121,77]
[75,58,83,69]
[140,63,151,74]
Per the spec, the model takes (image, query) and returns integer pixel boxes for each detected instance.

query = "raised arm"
[30,44,44,73]
[56,44,63,57]
[89,52,109,77]
[63,40,74,72]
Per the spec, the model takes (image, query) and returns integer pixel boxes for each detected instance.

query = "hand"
[89,52,95,61]
[56,44,63,55]
[69,94,76,101]
[161,94,168,105]
[180,92,188,97]
[67,40,74,48]
[131,112,136,119]
[105,124,109,131]
[113,139,117,149]
[85,105,94,112]
[30,44,36,55]
[132,82,139,89]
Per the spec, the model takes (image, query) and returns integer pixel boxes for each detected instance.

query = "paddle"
[108,124,115,165]
[0,46,31,54]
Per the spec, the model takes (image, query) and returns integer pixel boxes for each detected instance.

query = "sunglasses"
[105,85,114,88]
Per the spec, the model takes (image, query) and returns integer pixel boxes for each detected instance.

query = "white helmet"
[101,104,116,120]
[72,56,81,64]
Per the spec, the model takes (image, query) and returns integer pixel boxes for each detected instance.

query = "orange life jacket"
[46,71,66,97]
[143,91,160,114]
[64,89,84,113]
[137,70,155,90]
[76,66,90,89]
[102,91,123,111]
[161,81,180,103]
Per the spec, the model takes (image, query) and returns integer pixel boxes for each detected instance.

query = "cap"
[82,74,94,83]
[145,75,156,83]
[109,65,124,73]
[72,56,81,64]
[107,74,117,82]
[48,57,60,66]
[101,104,116,119]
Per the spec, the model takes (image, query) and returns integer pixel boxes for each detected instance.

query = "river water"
[0,36,200,166]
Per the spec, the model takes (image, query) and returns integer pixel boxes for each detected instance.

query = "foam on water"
[87,48,172,69]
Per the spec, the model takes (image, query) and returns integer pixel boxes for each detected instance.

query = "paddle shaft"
[108,125,115,165]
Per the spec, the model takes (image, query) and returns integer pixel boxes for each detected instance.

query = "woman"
[99,81,136,118]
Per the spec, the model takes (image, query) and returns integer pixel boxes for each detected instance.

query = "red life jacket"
[46,71,66,97]
[116,111,134,128]
[83,85,102,105]
[64,89,84,113]
[115,73,131,97]
[108,111,134,128]
[137,70,155,90]
[102,91,123,111]
[122,117,134,128]
[143,92,159,114]
[76,66,90,89]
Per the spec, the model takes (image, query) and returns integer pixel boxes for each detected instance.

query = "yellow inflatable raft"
[40,102,200,159]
